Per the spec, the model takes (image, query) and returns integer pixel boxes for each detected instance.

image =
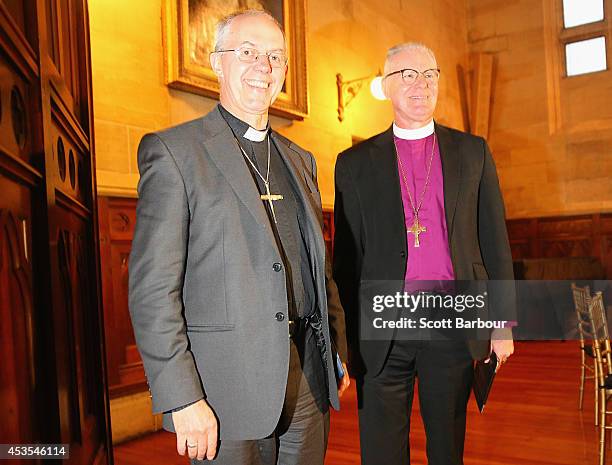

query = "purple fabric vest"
[394,133,455,283]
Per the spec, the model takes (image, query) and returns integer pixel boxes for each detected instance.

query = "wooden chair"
[572,283,597,421]
[587,292,612,465]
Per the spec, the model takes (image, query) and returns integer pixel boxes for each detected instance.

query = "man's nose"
[414,73,428,87]
[254,54,273,72]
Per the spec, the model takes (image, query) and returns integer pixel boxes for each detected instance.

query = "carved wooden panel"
[0,49,35,168]
[39,0,109,456]
[108,198,136,241]
[507,213,612,278]
[538,216,593,236]
[4,0,27,36]
[0,0,38,66]
[51,113,91,208]
[54,223,103,462]
[510,241,530,260]
[0,208,34,445]
[601,215,612,234]
[44,0,90,132]
[0,1,39,454]
[98,196,144,397]
[506,219,533,239]
[604,235,612,278]
[541,238,592,258]
[0,0,110,463]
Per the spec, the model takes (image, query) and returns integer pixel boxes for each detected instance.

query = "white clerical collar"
[244,126,268,142]
[393,120,435,140]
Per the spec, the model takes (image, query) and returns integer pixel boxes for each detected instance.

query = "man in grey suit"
[128,10,349,465]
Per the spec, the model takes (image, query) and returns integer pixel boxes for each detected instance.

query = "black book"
[473,352,498,413]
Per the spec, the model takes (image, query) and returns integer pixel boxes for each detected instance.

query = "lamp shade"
[370,76,386,100]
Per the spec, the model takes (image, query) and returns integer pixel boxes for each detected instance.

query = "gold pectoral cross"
[260,182,283,224]
[407,217,426,248]
[261,194,284,201]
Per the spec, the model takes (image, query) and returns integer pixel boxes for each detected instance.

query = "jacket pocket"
[186,323,235,333]
[184,221,231,326]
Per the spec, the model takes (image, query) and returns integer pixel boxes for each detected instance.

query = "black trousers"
[193,325,330,465]
[358,340,473,465]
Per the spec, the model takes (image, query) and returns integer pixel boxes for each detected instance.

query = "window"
[561,0,609,77]
[565,37,607,76]
[563,0,604,28]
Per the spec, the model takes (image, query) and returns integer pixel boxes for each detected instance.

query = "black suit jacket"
[332,124,514,377]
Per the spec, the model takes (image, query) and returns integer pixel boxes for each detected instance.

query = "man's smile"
[245,79,271,89]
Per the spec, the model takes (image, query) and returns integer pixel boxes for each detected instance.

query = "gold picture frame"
[163,0,309,120]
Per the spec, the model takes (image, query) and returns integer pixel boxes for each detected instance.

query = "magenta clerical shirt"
[393,121,455,284]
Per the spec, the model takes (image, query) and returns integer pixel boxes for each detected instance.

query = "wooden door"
[0,1,110,463]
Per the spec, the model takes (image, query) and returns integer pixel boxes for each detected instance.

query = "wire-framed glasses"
[213,46,288,68]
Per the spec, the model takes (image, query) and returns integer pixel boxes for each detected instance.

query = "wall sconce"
[336,71,385,121]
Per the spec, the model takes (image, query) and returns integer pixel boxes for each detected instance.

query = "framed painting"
[163,0,309,119]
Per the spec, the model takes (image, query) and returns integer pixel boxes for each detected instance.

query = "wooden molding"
[110,391,162,444]
[96,170,139,198]
[542,0,564,135]
[469,53,494,138]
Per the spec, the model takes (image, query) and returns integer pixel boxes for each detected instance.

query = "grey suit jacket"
[128,106,347,440]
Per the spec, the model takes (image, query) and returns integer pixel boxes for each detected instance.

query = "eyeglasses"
[213,46,288,68]
[384,68,441,85]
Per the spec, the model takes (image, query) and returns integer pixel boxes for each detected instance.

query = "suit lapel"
[436,123,461,243]
[200,108,277,244]
[371,127,408,250]
[271,133,325,262]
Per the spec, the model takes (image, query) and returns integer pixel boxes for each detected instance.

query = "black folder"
[473,352,498,413]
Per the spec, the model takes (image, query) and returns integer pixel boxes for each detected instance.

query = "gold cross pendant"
[407,217,426,248]
[260,182,283,224]
[260,194,284,201]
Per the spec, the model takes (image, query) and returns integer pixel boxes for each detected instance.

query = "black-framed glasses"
[384,68,441,85]
[213,46,288,68]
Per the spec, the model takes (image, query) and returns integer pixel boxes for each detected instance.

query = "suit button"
[400,251,406,258]
[275,312,285,321]
[273,262,282,272]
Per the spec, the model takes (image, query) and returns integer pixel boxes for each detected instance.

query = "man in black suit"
[333,42,514,465]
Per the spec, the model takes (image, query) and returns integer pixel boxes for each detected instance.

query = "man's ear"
[210,52,223,78]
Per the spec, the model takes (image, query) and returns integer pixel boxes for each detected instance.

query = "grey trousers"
[193,325,330,465]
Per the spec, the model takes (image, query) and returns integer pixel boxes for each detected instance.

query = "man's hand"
[338,363,350,398]
[172,399,218,461]
[485,328,514,371]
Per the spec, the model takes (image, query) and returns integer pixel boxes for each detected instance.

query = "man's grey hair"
[384,42,437,74]
[214,9,286,52]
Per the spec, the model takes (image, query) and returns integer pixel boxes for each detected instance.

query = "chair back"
[572,283,592,348]
[588,292,612,385]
